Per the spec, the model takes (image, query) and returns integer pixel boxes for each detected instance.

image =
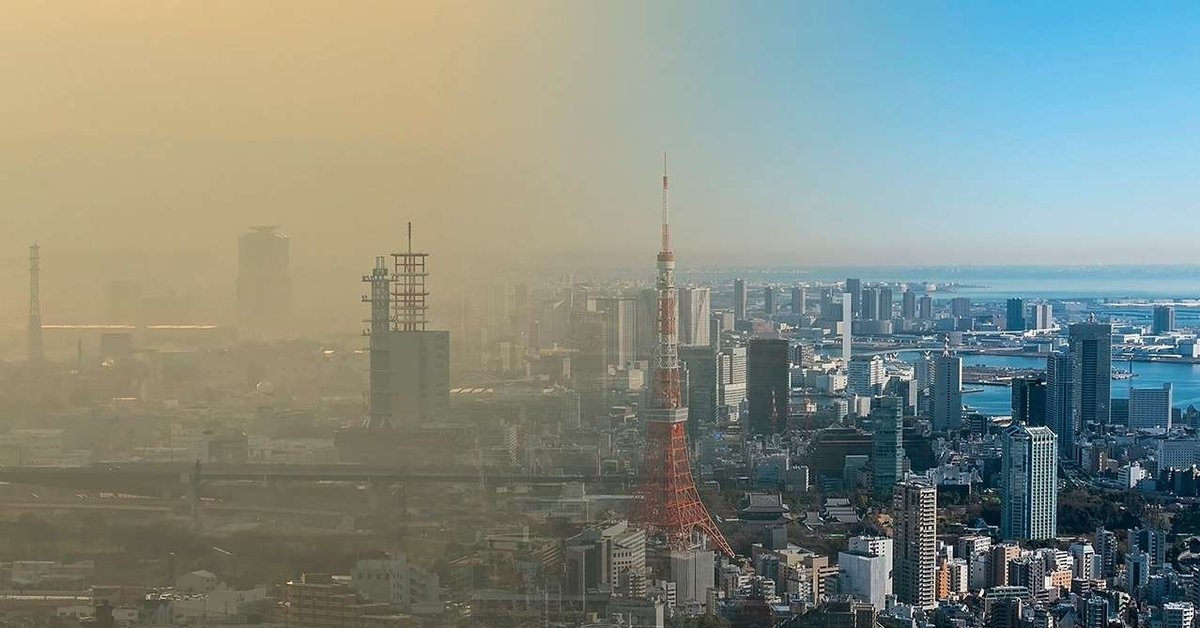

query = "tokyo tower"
[630,155,733,557]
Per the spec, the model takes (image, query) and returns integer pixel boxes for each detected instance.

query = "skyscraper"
[747,339,790,434]
[236,226,292,340]
[1011,376,1047,426]
[932,353,962,432]
[763,286,776,318]
[596,296,638,368]
[918,295,933,320]
[841,294,853,362]
[1045,351,1075,457]
[1153,305,1176,335]
[1000,424,1058,541]
[1030,304,1053,330]
[1069,321,1112,427]
[733,279,748,322]
[878,288,894,320]
[791,287,806,315]
[901,290,917,320]
[861,287,880,320]
[950,297,971,318]
[1006,298,1026,332]
[846,278,862,319]
[678,287,711,347]
[1129,383,1172,431]
[894,481,937,609]
[680,345,718,437]
[847,355,885,397]
[718,345,747,418]
[871,397,905,496]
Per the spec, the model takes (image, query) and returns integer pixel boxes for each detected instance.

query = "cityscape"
[6,3,1200,628]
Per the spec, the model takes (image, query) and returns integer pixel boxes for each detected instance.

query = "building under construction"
[338,227,450,463]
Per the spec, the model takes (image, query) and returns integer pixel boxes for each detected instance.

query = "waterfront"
[894,352,1200,416]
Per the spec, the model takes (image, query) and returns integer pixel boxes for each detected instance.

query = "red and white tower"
[631,156,733,557]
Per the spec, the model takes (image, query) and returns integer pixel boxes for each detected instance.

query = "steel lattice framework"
[630,156,733,557]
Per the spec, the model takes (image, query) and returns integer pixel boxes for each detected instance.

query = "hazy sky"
[6,1,1200,330]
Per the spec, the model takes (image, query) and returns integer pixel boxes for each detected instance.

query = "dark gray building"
[747,338,790,434]
[1069,321,1112,428]
[1011,376,1047,426]
[1006,298,1025,332]
[871,397,905,497]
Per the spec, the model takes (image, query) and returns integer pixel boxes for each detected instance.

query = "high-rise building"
[362,241,451,430]
[918,295,933,320]
[636,288,661,361]
[871,397,905,496]
[1006,298,1026,332]
[894,481,937,609]
[1153,305,1177,335]
[841,294,853,362]
[748,339,790,434]
[839,536,893,610]
[763,287,776,318]
[1094,527,1118,577]
[678,287,711,347]
[901,290,917,320]
[950,297,971,318]
[1046,352,1075,457]
[1030,304,1053,330]
[236,226,292,339]
[791,287,806,315]
[1069,321,1112,427]
[878,288,894,321]
[932,353,963,432]
[733,279,748,322]
[596,296,639,368]
[1129,383,1172,431]
[846,278,862,319]
[912,352,935,416]
[718,346,747,418]
[1084,596,1109,628]
[1163,603,1194,628]
[1128,527,1167,567]
[848,355,886,397]
[1011,377,1047,426]
[681,345,718,435]
[1000,424,1058,541]
[861,287,880,320]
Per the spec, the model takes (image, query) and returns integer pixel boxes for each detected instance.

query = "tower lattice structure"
[631,157,733,557]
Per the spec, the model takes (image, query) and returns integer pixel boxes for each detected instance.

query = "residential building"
[1000,424,1058,541]
[894,481,937,609]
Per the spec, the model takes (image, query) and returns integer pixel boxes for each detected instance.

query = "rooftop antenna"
[661,152,670,254]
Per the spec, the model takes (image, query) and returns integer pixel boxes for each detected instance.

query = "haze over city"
[7,4,1200,628]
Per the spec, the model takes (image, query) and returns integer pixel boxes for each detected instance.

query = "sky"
[5,1,1200,330]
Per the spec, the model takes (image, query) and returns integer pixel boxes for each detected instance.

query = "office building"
[718,346,748,418]
[932,353,963,432]
[1046,352,1075,457]
[848,355,886,397]
[894,481,937,609]
[733,279,748,322]
[1069,321,1112,427]
[861,287,880,320]
[1129,383,1172,431]
[1030,304,1053,330]
[1153,305,1176,335]
[871,397,905,496]
[918,295,933,320]
[878,287,893,320]
[763,286,776,318]
[842,294,853,362]
[1011,376,1047,426]
[839,536,893,610]
[950,297,971,318]
[236,226,292,340]
[791,287,806,315]
[902,290,917,319]
[748,339,789,434]
[1006,298,1025,332]
[681,345,719,433]
[678,287,711,347]
[596,296,639,368]
[636,288,660,361]
[846,278,862,318]
[1163,603,1194,628]
[566,521,647,596]
[1000,424,1058,541]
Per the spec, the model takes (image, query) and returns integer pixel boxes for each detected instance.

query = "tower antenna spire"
[661,152,670,254]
